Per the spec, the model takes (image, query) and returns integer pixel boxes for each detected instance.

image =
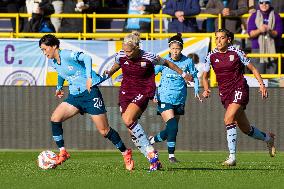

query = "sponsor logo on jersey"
[141,62,146,67]
[215,59,219,63]
[229,55,234,61]
[124,61,129,65]
[68,66,73,70]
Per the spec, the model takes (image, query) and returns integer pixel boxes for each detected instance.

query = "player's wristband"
[181,72,187,78]
[56,86,63,91]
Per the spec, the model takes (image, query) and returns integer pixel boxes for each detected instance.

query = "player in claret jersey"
[203,29,276,166]
[105,31,192,171]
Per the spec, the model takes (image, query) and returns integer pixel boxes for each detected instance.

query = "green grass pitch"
[0,151,283,189]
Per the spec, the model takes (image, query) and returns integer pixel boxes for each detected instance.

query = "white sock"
[149,137,155,144]
[229,153,236,160]
[226,124,237,156]
[169,154,175,158]
[59,147,65,151]
[129,122,151,157]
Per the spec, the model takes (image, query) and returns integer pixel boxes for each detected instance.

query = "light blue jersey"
[155,54,199,105]
[52,49,105,95]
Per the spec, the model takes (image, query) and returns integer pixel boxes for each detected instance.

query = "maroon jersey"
[204,46,250,108]
[115,50,159,97]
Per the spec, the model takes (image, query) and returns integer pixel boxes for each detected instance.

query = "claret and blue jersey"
[155,54,199,105]
[204,46,250,99]
[51,49,106,95]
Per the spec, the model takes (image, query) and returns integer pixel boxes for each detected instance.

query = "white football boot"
[266,132,276,157]
[222,157,236,166]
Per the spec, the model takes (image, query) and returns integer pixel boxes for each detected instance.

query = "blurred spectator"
[3,0,26,32]
[50,0,63,32]
[248,0,257,13]
[26,0,41,21]
[200,0,215,32]
[247,0,283,74]
[163,0,201,33]
[271,0,284,74]
[161,0,169,32]
[24,0,55,32]
[108,0,127,7]
[203,0,248,33]
[124,0,161,33]
[59,0,100,33]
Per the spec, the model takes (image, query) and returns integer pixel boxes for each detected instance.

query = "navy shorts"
[157,101,185,115]
[65,86,107,115]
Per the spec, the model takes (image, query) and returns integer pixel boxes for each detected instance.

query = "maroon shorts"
[221,86,249,109]
[119,90,152,114]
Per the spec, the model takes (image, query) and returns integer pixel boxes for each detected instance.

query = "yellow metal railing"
[0,13,219,38]
[1,13,283,86]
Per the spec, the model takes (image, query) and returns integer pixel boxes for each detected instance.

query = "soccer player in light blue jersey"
[149,33,203,163]
[39,34,134,171]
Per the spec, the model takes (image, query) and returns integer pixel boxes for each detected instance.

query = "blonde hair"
[123,31,141,47]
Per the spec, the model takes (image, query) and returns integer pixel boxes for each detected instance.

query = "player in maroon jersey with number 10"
[104,31,192,171]
[202,28,276,166]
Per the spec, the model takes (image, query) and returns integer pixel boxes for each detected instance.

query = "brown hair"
[187,53,199,64]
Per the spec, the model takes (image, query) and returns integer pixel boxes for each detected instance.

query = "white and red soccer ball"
[37,150,58,170]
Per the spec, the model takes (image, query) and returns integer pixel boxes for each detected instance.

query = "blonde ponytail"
[123,31,141,47]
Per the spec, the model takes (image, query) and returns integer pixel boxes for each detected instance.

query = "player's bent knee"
[122,117,136,128]
[98,127,110,137]
[51,115,63,123]
[224,116,234,126]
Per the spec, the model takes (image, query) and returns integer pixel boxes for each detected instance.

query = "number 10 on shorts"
[233,91,242,103]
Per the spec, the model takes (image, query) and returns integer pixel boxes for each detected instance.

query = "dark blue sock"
[51,121,64,148]
[154,129,167,143]
[105,127,127,152]
[166,118,178,154]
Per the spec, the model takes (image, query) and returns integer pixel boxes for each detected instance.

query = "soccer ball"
[37,150,58,170]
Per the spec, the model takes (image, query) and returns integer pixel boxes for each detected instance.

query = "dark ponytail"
[168,33,184,48]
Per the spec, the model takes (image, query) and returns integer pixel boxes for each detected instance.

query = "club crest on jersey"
[124,61,129,65]
[68,66,73,70]
[141,62,146,67]
[215,59,219,63]
[229,55,234,61]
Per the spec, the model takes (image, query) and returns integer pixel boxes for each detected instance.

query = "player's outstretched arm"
[162,59,193,83]
[247,63,268,99]
[104,62,121,77]
[202,71,211,98]
[55,75,65,98]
